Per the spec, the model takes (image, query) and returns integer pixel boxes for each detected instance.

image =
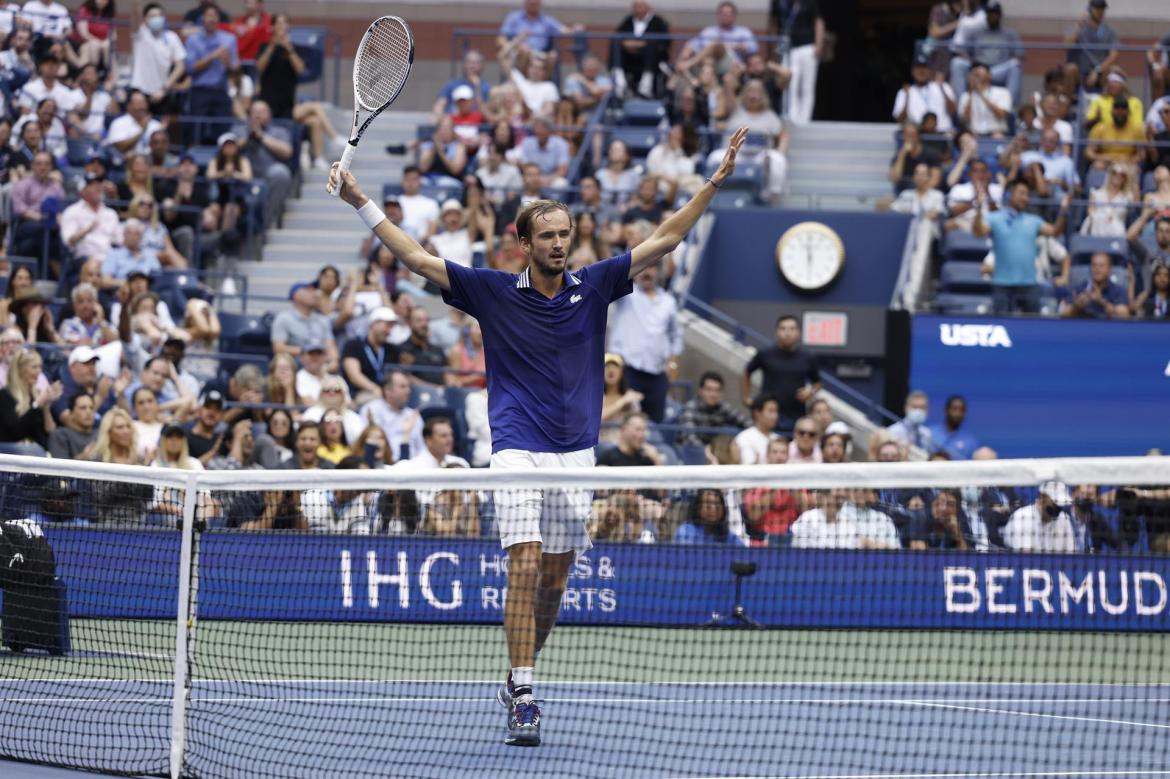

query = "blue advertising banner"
[909,315,1170,457]
[35,529,1170,632]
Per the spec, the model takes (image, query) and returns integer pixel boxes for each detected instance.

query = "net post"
[169,474,199,779]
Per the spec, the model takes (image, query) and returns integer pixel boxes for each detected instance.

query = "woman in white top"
[503,47,558,118]
[646,124,702,201]
[131,386,165,459]
[596,139,641,206]
[725,80,783,142]
[790,489,900,550]
[1080,163,1134,237]
[335,261,391,343]
[301,374,366,443]
[127,193,188,269]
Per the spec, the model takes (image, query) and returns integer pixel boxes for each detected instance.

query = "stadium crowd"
[0,0,1167,551]
[887,0,1170,319]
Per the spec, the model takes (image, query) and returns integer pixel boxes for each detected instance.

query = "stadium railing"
[1,453,1169,777]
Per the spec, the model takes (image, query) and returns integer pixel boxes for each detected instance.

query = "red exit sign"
[803,311,849,347]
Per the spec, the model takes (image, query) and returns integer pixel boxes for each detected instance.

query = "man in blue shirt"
[184,5,238,141]
[1060,251,1131,319]
[329,126,749,748]
[497,0,566,59]
[927,395,979,461]
[973,178,1068,314]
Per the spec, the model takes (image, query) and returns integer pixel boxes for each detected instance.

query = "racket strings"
[354,19,413,111]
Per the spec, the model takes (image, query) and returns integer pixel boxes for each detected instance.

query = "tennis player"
[329,126,746,746]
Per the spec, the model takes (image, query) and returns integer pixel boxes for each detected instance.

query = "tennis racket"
[327,15,415,196]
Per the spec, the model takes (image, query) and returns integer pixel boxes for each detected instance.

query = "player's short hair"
[699,370,724,388]
[515,199,572,242]
[423,416,452,439]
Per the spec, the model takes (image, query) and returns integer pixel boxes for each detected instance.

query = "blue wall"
[910,315,1170,457]
[690,208,911,306]
[25,530,1170,632]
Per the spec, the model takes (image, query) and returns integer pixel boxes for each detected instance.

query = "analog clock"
[775,222,846,292]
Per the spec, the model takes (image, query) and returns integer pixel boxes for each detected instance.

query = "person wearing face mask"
[130,2,188,117]
[1001,481,1075,553]
[1068,484,1127,553]
[884,390,932,453]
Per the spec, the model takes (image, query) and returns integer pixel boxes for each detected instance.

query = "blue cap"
[288,282,313,300]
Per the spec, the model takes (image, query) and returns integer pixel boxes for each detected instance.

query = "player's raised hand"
[328,163,366,207]
[712,126,749,186]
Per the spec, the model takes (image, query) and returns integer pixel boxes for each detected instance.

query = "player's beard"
[531,250,567,277]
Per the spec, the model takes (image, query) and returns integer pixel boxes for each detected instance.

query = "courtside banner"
[23,529,1170,631]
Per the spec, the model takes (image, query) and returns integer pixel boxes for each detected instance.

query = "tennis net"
[1,454,1169,778]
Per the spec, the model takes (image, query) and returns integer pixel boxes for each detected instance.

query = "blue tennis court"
[2,674,1169,778]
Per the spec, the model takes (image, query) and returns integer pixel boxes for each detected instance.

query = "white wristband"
[357,200,385,231]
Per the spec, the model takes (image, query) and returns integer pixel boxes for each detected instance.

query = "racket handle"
[329,142,358,197]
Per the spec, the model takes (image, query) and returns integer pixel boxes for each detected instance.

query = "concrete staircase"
[228,108,429,310]
[781,121,898,212]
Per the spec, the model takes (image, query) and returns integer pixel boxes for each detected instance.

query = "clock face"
[776,223,845,291]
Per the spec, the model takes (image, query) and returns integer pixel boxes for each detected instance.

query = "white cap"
[68,345,99,365]
[369,306,397,324]
[440,198,464,216]
[451,85,474,102]
[825,421,851,437]
[1039,480,1072,505]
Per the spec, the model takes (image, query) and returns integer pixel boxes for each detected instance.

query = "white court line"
[905,701,1170,731]
[696,772,1170,779]
[3,678,1170,687]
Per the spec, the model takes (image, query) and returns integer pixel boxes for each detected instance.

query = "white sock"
[511,665,534,704]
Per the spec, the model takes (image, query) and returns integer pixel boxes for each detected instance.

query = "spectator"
[294,341,328,404]
[18,55,69,116]
[129,2,187,116]
[316,409,351,464]
[496,0,566,65]
[60,64,109,143]
[597,412,664,466]
[1019,128,1079,200]
[231,0,271,61]
[106,90,163,164]
[59,282,116,346]
[109,270,173,333]
[741,314,820,432]
[88,407,145,467]
[790,489,900,549]
[1033,92,1074,150]
[0,28,35,91]
[418,115,467,187]
[360,370,425,461]
[0,348,59,448]
[957,62,1011,137]
[22,0,70,39]
[734,395,780,465]
[950,2,1022,105]
[563,54,612,113]
[1064,0,1118,92]
[905,489,973,549]
[132,384,174,457]
[571,174,622,241]
[1061,252,1131,319]
[676,370,749,447]
[264,352,299,409]
[272,281,337,367]
[607,266,680,422]
[1085,97,1145,170]
[14,96,67,161]
[445,318,487,390]
[741,439,796,544]
[887,162,945,243]
[674,488,745,545]
[1084,68,1143,132]
[621,179,664,227]
[48,391,97,459]
[9,150,63,260]
[205,132,251,252]
[885,390,933,451]
[116,153,155,204]
[893,53,957,133]
[278,420,334,470]
[596,138,640,206]
[152,422,205,474]
[1128,205,1170,285]
[787,415,822,464]
[889,122,941,193]
[11,288,62,345]
[335,262,392,342]
[820,431,848,464]
[944,156,1002,233]
[397,166,439,243]
[128,193,188,269]
[1002,480,1075,553]
[1150,30,1170,99]
[612,0,670,99]
[398,307,447,387]
[1148,110,1170,170]
[431,199,485,270]
[600,353,641,443]
[1069,484,1127,553]
[158,153,218,259]
[403,416,469,469]
[684,2,758,66]
[235,99,292,228]
[769,0,823,125]
[1134,260,1169,319]
[646,125,701,202]
[184,388,224,464]
[352,424,396,467]
[725,78,783,141]
[517,116,569,188]
[1080,163,1134,237]
[477,142,523,208]
[927,395,978,460]
[972,178,1069,314]
[100,219,160,284]
[503,47,559,118]
[60,172,122,264]
[808,397,833,433]
[206,417,259,471]
[301,374,365,444]
[185,3,238,138]
[433,49,490,121]
[341,306,398,403]
[51,344,118,424]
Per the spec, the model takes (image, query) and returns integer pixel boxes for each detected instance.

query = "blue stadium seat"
[187,145,218,170]
[620,98,666,126]
[680,443,708,466]
[288,26,327,85]
[933,292,993,314]
[607,126,659,158]
[709,190,758,209]
[943,230,992,262]
[1068,235,1128,265]
[707,160,762,192]
[1141,171,1156,194]
[1084,167,1107,192]
[410,385,447,409]
[939,261,991,294]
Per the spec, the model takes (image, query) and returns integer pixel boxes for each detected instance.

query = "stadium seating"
[1068,235,1128,265]
[942,230,992,263]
